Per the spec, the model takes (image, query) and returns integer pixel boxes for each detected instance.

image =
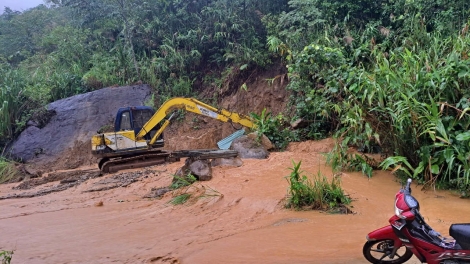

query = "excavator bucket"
[217,129,245,150]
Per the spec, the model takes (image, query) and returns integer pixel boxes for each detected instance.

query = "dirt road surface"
[1,139,469,263]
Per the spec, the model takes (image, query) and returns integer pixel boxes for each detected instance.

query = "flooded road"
[1,139,469,263]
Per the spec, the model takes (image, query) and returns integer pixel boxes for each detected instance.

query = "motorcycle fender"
[366,225,403,247]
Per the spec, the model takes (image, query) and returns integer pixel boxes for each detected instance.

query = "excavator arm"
[136,97,255,145]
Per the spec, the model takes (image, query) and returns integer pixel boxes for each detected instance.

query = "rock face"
[9,85,152,171]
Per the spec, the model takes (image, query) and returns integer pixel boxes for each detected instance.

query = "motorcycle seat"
[450,224,470,250]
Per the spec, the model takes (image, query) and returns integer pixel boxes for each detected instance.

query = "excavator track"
[100,151,177,173]
[99,149,238,173]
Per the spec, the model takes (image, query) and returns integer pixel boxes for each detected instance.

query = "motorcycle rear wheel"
[363,239,413,264]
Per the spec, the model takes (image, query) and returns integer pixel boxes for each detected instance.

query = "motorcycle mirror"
[405,178,412,193]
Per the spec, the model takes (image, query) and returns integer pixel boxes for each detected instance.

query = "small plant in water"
[170,193,192,205]
[0,250,13,264]
[168,173,197,205]
[170,174,197,190]
[167,172,223,205]
[285,160,351,213]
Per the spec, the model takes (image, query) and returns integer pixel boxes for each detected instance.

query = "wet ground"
[1,139,469,263]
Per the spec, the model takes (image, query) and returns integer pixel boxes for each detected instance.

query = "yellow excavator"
[91,97,255,172]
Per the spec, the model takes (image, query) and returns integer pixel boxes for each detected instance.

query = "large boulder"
[9,85,152,171]
[174,157,213,181]
[230,135,269,159]
[246,132,274,150]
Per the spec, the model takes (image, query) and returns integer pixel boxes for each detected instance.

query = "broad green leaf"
[456,131,470,141]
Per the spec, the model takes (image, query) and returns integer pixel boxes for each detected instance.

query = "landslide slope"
[8,65,288,173]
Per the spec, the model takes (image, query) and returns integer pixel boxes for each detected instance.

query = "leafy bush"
[448,178,470,198]
[285,44,349,141]
[251,108,295,150]
[285,160,351,211]
[327,139,374,178]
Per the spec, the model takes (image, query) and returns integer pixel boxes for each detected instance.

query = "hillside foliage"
[1,0,470,192]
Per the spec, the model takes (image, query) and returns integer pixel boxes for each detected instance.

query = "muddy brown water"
[1,139,469,263]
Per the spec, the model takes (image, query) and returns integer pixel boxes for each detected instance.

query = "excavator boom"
[136,97,255,143]
[91,97,255,173]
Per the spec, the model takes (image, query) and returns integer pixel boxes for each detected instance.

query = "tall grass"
[0,158,20,184]
[285,160,351,211]
[345,32,470,189]
[0,66,27,141]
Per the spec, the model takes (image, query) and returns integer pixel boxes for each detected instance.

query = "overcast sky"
[1,0,45,13]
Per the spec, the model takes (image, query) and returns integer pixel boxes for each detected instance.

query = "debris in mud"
[273,218,308,226]
[1,169,102,200]
[84,168,164,193]
[14,169,100,190]
[211,157,243,167]
[1,182,75,199]
[16,164,43,181]
[143,187,171,198]
[148,255,180,263]
[0,168,164,200]
[84,173,141,192]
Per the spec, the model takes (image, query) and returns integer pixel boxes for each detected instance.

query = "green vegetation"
[168,174,197,205]
[169,193,192,205]
[264,0,470,193]
[170,174,197,191]
[0,158,20,183]
[0,250,13,264]
[1,0,470,193]
[169,173,222,205]
[285,160,351,212]
[251,108,296,150]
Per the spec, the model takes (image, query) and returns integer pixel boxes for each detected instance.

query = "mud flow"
[1,139,469,263]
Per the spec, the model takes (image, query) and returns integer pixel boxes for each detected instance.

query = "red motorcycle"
[363,179,470,264]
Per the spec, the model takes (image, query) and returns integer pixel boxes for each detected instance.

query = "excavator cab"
[114,106,163,144]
